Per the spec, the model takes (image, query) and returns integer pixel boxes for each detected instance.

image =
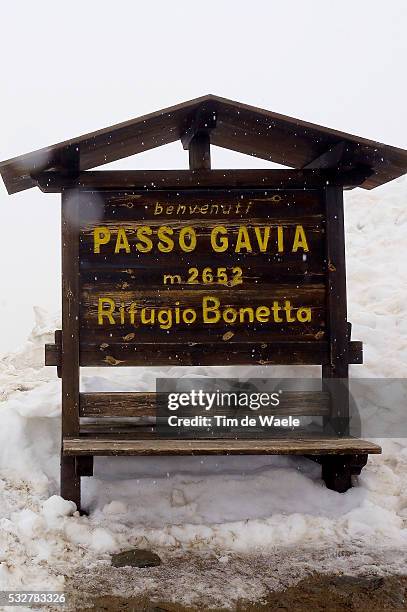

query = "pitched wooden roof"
[1,94,406,194]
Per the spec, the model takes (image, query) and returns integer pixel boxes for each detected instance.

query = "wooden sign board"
[5,94,393,509]
[77,189,326,366]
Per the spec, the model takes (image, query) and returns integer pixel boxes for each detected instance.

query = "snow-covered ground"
[0,177,407,607]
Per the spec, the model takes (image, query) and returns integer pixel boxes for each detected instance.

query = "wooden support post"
[188,132,211,170]
[61,186,81,511]
[75,455,94,477]
[321,455,352,492]
[55,329,62,378]
[319,454,368,493]
[307,454,368,492]
[323,185,349,437]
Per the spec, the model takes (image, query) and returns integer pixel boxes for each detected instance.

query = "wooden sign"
[77,189,326,366]
[6,94,396,510]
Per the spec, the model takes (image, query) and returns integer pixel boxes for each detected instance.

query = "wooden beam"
[63,437,381,457]
[79,391,331,418]
[323,186,350,436]
[45,340,363,368]
[61,191,80,436]
[303,141,348,169]
[181,108,217,150]
[303,142,374,190]
[324,186,349,374]
[34,169,369,193]
[188,132,211,170]
[340,165,375,188]
[60,187,81,509]
[58,144,81,177]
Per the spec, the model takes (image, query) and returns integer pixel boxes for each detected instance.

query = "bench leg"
[60,454,81,512]
[320,454,368,493]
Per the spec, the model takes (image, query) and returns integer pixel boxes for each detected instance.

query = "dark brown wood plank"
[61,189,80,436]
[79,284,326,344]
[324,186,349,374]
[303,142,347,170]
[34,169,374,193]
[79,391,330,418]
[81,341,327,367]
[79,222,324,259]
[323,186,350,435]
[80,327,325,345]
[60,188,81,509]
[78,188,324,220]
[181,107,217,150]
[63,437,382,456]
[45,341,363,366]
[79,262,326,288]
[54,329,62,378]
[79,341,329,366]
[81,393,158,417]
[45,343,60,366]
[189,132,211,170]
[80,423,157,438]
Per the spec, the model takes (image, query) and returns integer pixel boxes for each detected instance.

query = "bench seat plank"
[63,437,381,456]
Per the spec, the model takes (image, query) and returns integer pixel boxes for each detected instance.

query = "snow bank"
[0,178,407,598]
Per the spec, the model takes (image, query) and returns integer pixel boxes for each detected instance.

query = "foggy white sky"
[0,0,406,352]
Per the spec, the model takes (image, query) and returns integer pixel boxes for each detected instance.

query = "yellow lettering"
[98,297,115,324]
[183,309,197,324]
[157,226,174,252]
[211,226,228,252]
[93,227,111,253]
[157,309,172,330]
[179,227,197,252]
[283,300,296,322]
[141,308,155,324]
[254,227,270,252]
[271,301,283,323]
[129,302,138,325]
[292,225,309,252]
[277,226,284,252]
[297,307,312,322]
[223,307,238,323]
[136,226,153,252]
[239,307,255,323]
[255,306,270,323]
[114,228,131,253]
[203,296,221,323]
[235,226,252,252]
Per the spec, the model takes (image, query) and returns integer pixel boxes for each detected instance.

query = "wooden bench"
[46,324,381,512]
[64,436,380,496]
[43,175,383,512]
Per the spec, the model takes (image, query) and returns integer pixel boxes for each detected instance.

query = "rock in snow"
[111,548,161,568]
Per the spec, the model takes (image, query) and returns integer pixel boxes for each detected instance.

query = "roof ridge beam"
[181,106,217,150]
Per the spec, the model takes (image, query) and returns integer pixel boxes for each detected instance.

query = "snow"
[0,177,407,606]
